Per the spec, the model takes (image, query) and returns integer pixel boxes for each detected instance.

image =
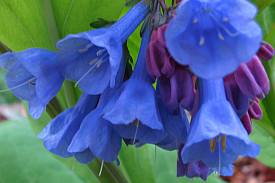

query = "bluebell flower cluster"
[0,0,273,181]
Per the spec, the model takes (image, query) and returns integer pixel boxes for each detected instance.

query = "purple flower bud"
[146,23,175,81]
[234,55,270,99]
[160,65,194,113]
[257,42,274,61]
[146,23,194,113]
[224,74,249,118]
[248,98,262,120]
[240,113,253,134]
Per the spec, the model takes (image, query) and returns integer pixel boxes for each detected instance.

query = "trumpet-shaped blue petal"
[0,48,64,119]
[68,50,127,163]
[156,80,189,143]
[102,25,164,144]
[56,1,149,95]
[181,78,260,169]
[37,93,99,160]
[165,0,262,79]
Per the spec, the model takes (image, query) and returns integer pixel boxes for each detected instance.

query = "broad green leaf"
[0,119,90,183]
[255,0,275,14]
[0,0,126,51]
[255,3,275,38]
[150,145,226,183]
[51,0,126,39]
[118,143,156,183]
[250,122,275,168]
[125,0,141,7]
[0,0,53,51]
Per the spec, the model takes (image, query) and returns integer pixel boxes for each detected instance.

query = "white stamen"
[0,77,36,93]
[89,58,98,65]
[216,134,221,142]
[72,158,76,172]
[154,145,157,167]
[218,138,221,175]
[97,49,106,56]
[222,18,229,22]
[97,59,103,68]
[78,48,89,53]
[193,18,198,24]
[218,33,224,41]
[133,120,140,144]
[209,12,239,37]
[199,37,205,46]
[75,63,98,87]
[99,160,104,176]
[86,43,93,48]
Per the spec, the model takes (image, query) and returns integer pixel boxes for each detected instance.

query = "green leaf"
[90,18,115,29]
[118,143,156,183]
[51,0,126,39]
[0,0,53,51]
[125,0,141,7]
[255,0,275,14]
[0,119,92,183]
[255,3,275,38]
[0,0,126,51]
[250,121,275,168]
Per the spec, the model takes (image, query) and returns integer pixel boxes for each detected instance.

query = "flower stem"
[41,0,77,109]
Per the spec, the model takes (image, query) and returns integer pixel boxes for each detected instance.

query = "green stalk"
[42,0,77,110]
[87,159,129,183]
[63,80,77,108]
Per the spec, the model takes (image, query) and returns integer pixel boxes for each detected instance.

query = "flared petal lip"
[57,29,123,88]
[165,0,262,79]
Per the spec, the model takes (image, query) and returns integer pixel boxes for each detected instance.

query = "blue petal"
[68,107,122,163]
[74,148,96,164]
[156,81,189,143]
[4,65,36,101]
[56,31,116,94]
[165,0,262,79]
[29,95,44,119]
[113,122,164,144]
[56,1,149,93]
[38,93,99,158]
[102,79,163,130]
[17,48,64,106]
[154,134,180,151]
[181,100,261,168]
[0,52,20,70]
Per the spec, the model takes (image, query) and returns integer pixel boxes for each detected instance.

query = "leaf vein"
[0,0,37,48]
[63,0,75,36]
